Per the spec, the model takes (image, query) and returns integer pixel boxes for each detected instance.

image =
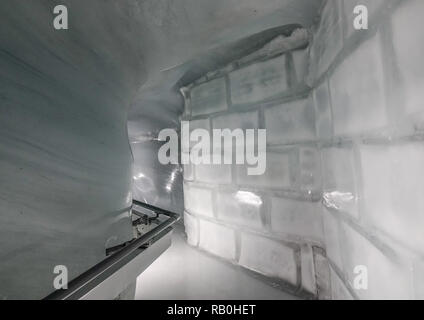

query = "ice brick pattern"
[183,0,424,299]
[181,42,323,298]
[310,0,424,299]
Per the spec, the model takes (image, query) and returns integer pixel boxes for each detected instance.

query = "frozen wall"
[181,30,328,298]
[128,86,185,214]
[310,0,424,300]
[0,1,145,299]
[181,0,424,300]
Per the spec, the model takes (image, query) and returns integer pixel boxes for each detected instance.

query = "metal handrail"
[44,200,180,300]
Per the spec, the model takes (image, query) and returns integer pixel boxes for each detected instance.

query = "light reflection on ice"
[322,191,355,210]
[235,191,263,207]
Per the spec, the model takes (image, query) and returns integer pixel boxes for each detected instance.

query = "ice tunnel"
[0,0,423,301]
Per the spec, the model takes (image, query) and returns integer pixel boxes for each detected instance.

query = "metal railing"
[44,200,180,300]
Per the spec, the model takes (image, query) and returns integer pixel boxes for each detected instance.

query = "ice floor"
[135,223,298,300]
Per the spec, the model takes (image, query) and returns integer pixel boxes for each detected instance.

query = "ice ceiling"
[128,0,322,134]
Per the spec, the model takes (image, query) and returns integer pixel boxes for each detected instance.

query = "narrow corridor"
[136,224,298,300]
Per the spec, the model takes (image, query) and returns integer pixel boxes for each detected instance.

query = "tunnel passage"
[0,0,147,299]
[165,0,424,300]
[0,0,423,300]
[180,28,324,298]
[0,0,323,300]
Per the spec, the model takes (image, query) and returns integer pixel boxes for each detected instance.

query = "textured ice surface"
[313,250,331,300]
[198,220,237,261]
[270,197,323,241]
[236,150,295,189]
[291,49,309,84]
[191,78,227,116]
[413,261,424,299]
[132,140,183,212]
[322,210,343,270]
[300,245,317,294]
[216,191,263,229]
[360,143,424,253]
[184,212,199,247]
[298,147,321,193]
[322,147,358,218]
[212,111,259,131]
[237,29,309,66]
[265,98,316,145]
[392,0,424,116]
[239,233,297,284]
[313,80,333,140]
[340,222,412,300]
[309,0,343,80]
[329,266,354,300]
[0,1,145,299]
[195,163,232,184]
[184,184,214,218]
[230,55,288,105]
[211,110,260,158]
[183,164,194,181]
[329,34,388,136]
